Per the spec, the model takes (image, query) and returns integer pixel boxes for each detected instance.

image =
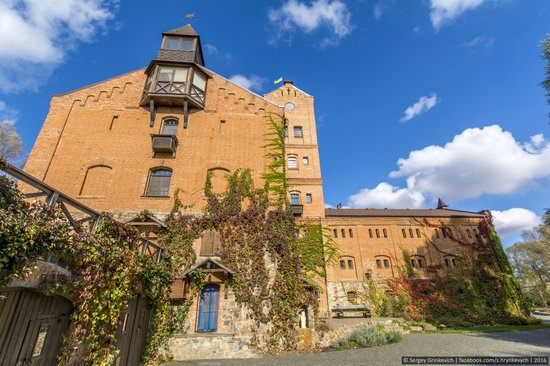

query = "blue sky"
[0,0,549,246]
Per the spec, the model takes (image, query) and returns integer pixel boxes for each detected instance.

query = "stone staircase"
[169,333,260,361]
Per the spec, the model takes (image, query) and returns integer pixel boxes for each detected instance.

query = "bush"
[330,326,403,350]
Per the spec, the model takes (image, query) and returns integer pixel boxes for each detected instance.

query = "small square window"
[165,37,180,49]
[305,193,312,204]
[340,260,346,269]
[181,38,194,51]
[376,259,382,268]
[294,126,303,138]
[347,260,354,269]
[303,156,309,165]
[383,259,390,268]
[288,156,298,169]
[411,259,417,268]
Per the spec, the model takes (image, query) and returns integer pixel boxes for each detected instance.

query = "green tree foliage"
[542,33,550,120]
[507,221,550,306]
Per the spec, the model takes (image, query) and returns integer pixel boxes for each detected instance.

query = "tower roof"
[437,198,448,209]
[162,24,199,37]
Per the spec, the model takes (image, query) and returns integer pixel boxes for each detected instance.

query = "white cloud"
[0,0,116,92]
[430,0,486,30]
[374,0,393,20]
[400,94,439,122]
[463,35,494,50]
[268,0,352,46]
[492,208,541,239]
[389,125,550,200]
[348,182,426,209]
[0,100,5,112]
[203,44,218,54]
[228,74,267,92]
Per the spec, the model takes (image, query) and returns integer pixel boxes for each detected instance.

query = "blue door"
[197,284,220,332]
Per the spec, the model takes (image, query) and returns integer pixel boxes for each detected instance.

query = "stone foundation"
[169,333,260,361]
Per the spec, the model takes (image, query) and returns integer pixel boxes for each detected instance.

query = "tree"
[507,222,550,307]
[0,120,23,162]
[542,33,550,121]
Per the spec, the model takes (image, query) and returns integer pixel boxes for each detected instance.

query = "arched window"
[466,229,472,238]
[411,255,426,269]
[80,165,112,197]
[349,228,353,238]
[339,256,355,271]
[411,259,417,268]
[305,193,312,204]
[161,118,178,135]
[302,156,309,165]
[402,229,407,238]
[375,256,392,270]
[369,229,373,238]
[383,229,388,238]
[290,192,300,205]
[287,155,298,169]
[376,259,382,268]
[207,168,230,194]
[383,259,390,268]
[341,229,346,238]
[375,229,380,238]
[333,229,338,238]
[409,228,414,238]
[339,260,346,269]
[346,291,357,303]
[416,229,421,238]
[146,168,172,196]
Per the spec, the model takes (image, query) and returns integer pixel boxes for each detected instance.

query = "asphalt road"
[163,328,550,366]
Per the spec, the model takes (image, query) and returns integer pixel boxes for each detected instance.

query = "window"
[347,260,354,269]
[181,38,194,51]
[369,229,373,238]
[284,126,288,137]
[290,193,300,205]
[164,36,180,49]
[349,229,353,238]
[411,259,417,268]
[435,229,440,238]
[288,156,298,169]
[346,291,357,302]
[305,193,312,204]
[158,67,188,83]
[375,229,380,238]
[340,260,346,269]
[284,102,295,111]
[303,156,309,165]
[146,169,172,196]
[365,271,372,280]
[161,118,178,135]
[376,259,382,268]
[409,228,414,238]
[341,229,346,238]
[452,258,457,267]
[473,229,478,236]
[442,228,448,238]
[163,36,194,51]
[294,126,303,138]
[402,229,407,238]
[383,259,390,268]
[445,258,450,267]
[192,71,207,91]
[416,229,421,238]
[418,259,425,268]
[466,229,472,238]
[333,229,338,238]
[383,229,388,238]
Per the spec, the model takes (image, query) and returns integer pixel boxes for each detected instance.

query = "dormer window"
[163,36,195,51]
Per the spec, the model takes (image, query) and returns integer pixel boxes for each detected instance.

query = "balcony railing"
[151,134,178,157]
[290,204,304,216]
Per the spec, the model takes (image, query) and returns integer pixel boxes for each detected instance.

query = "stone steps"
[169,333,260,361]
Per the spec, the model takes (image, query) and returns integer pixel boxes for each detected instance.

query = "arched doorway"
[197,284,220,332]
[0,289,73,365]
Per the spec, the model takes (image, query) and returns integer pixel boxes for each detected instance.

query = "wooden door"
[0,289,72,366]
[115,295,152,366]
[197,284,220,332]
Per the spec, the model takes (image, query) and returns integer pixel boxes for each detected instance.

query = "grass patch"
[427,323,550,334]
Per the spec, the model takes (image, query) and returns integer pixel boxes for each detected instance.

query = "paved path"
[163,328,550,366]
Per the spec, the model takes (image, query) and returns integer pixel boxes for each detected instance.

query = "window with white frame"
[290,193,300,205]
[288,155,298,169]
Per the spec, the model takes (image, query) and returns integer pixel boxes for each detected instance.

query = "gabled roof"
[162,24,199,37]
[125,213,167,228]
[325,208,488,219]
[182,258,235,277]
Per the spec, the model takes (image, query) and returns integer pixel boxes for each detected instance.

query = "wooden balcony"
[290,204,304,216]
[151,134,178,157]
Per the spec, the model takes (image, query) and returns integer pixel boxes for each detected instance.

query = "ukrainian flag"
[274,77,283,85]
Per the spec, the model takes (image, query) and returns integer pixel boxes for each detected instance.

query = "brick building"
[23,24,495,359]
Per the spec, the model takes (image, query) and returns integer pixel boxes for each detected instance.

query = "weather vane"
[185,13,195,20]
